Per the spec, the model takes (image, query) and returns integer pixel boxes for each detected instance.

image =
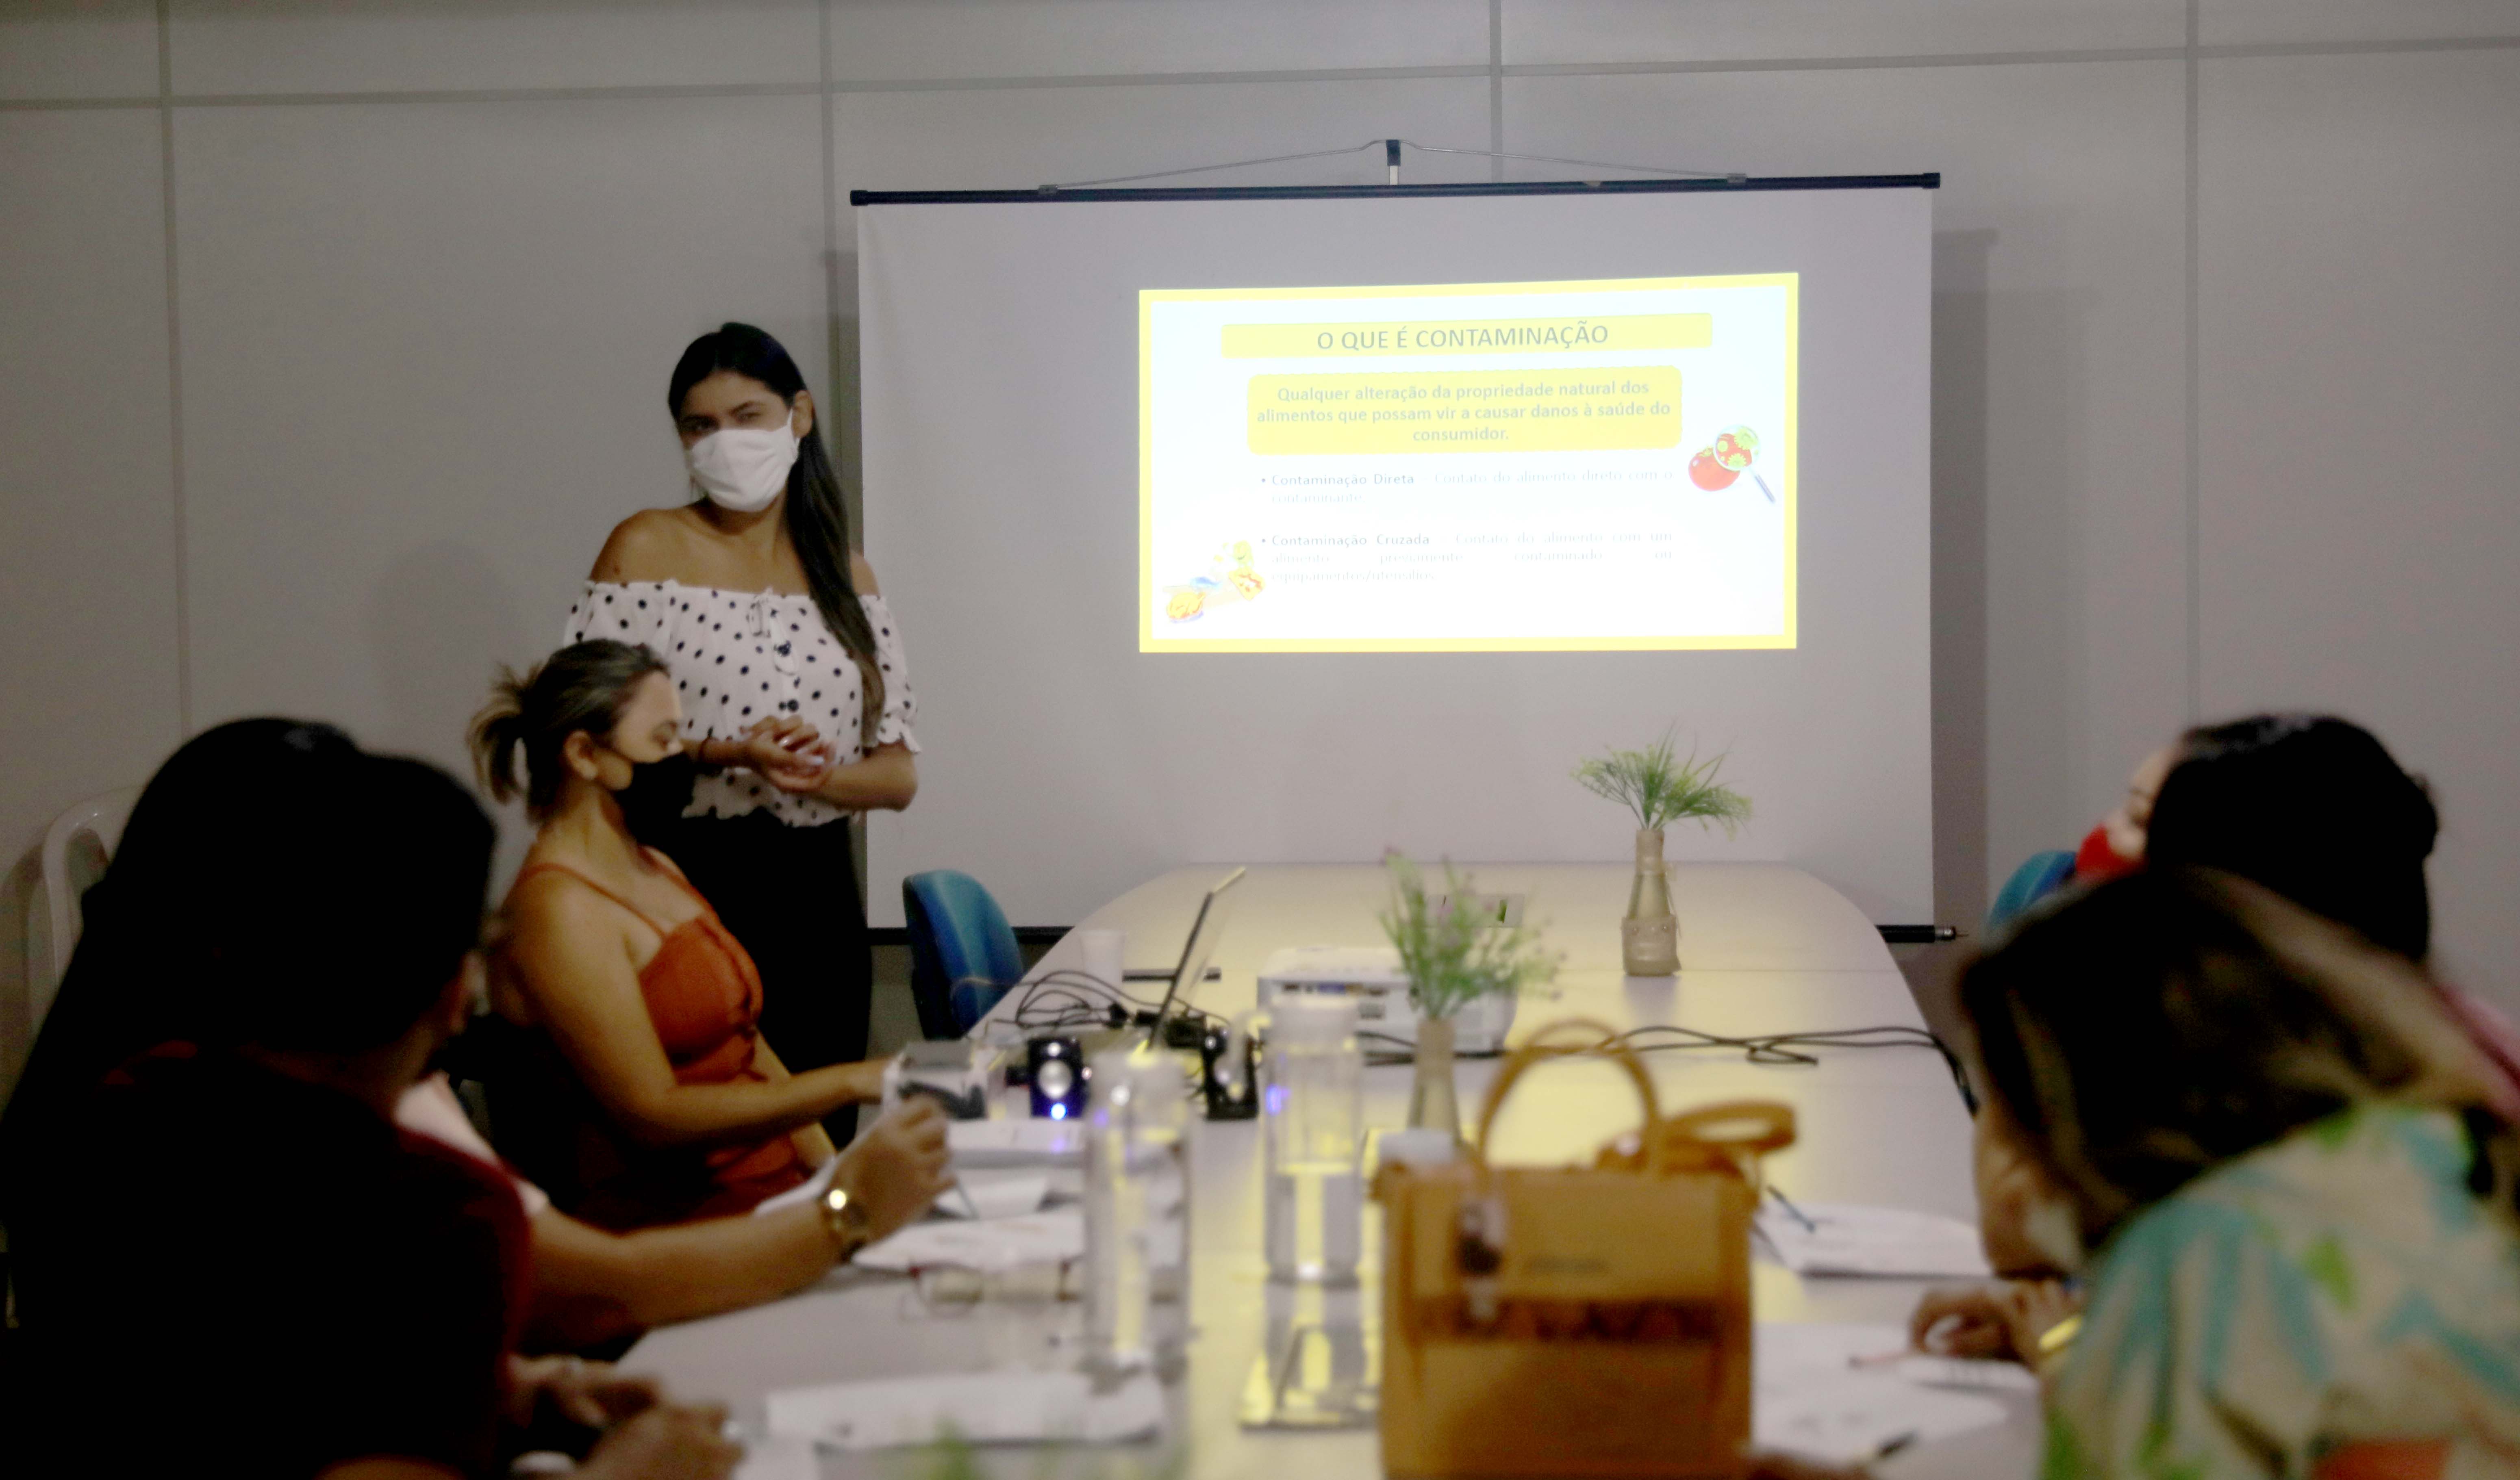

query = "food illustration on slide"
[1686,424,1775,503]
[1161,539,1268,624]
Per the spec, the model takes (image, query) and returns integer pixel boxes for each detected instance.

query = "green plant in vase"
[1572,729,1751,976]
[1380,853,1555,1138]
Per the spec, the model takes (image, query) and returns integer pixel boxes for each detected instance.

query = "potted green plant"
[1380,853,1555,1137]
[1572,729,1751,976]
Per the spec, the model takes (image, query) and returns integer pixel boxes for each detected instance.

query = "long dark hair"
[471,639,670,816]
[0,721,495,1213]
[2149,713,2438,958]
[668,323,882,744]
[1962,868,2512,1250]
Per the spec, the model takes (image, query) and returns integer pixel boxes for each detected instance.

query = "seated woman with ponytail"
[472,639,928,1233]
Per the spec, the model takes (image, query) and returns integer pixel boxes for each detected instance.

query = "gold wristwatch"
[821,1181,874,1260]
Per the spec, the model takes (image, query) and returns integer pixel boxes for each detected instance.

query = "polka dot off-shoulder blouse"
[564,579,919,828]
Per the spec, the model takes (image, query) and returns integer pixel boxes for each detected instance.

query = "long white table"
[630,863,2040,1478]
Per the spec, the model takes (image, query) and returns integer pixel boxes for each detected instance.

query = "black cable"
[1606,1022,1976,1110]
[999,973,1977,1109]
[1358,1028,1503,1068]
[1002,970,1231,1037]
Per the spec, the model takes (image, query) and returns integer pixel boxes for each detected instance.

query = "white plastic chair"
[3,786,135,1274]
[30,786,139,1037]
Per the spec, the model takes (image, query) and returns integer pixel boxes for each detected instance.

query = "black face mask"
[611,749,697,849]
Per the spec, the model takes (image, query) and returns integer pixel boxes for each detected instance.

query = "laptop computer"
[1144,866,1245,1046]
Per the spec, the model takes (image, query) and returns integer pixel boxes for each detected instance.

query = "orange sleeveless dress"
[504,853,809,1230]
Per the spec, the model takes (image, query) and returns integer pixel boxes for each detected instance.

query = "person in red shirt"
[2072,742,2182,881]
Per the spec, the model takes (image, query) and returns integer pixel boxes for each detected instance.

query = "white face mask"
[685,409,799,513]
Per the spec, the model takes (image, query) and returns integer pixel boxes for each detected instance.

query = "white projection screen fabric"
[858,184,1932,928]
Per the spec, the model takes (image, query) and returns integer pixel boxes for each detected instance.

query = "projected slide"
[1139,273,1796,652]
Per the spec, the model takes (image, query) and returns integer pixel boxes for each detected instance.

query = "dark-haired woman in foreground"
[567,322,915,1140]
[1764,870,2520,1479]
[475,640,924,1232]
[0,720,741,1478]
[1919,712,2520,1364]
[1983,872,2520,1476]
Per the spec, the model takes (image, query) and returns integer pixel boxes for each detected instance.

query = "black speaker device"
[1027,1036,1091,1121]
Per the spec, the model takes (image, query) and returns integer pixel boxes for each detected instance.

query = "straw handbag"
[1376,1019,1796,1479]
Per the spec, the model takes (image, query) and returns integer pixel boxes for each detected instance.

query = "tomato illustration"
[1713,425,1760,471]
[1689,448,1740,490]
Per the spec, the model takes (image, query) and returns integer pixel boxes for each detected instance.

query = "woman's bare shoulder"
[849,551,880,596]
[591,507,705,584]
[503,852,628,950]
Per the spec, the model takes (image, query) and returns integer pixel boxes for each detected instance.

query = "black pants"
[660,808,871,1143]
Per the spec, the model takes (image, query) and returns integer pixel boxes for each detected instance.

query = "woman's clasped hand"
[1905,1279,2079,1367]
[727,713,838,794]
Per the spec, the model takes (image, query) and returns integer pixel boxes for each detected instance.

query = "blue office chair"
[1986,849,2077,934]
[902,870,1025,1038]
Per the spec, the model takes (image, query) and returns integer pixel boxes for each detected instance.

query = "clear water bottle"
[1084,1043,1191,1372]
[1262,994,1364,1285]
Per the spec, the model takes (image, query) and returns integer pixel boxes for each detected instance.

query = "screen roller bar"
[852,173,1940,207]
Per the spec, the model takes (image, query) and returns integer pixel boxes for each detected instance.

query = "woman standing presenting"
[569,323,915,1140]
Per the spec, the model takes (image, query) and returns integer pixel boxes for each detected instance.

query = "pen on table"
[1871,1431,1919,1463]
[1765,1183,1818,1233]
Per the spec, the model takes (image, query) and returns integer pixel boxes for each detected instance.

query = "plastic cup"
[1076,928,1125,991]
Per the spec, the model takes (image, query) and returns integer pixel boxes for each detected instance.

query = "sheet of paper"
[767,1369,1162,1450]
[940,1169,1052,1220]
[1755,1201,1993,1278]
[949,1118,1087,1168]
[852,1210,1085,1274]
[1755,1323,2009,1463]
[1892,1353,2040,1393]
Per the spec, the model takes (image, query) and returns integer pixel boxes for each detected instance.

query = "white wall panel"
[2198,48,2520,1003]
[172,97,828,815]
[1510,63,2192,925]
[1503,0,2185,66]
[829,0,1490,81]
[0,109,181,861]
[168,0,821,95]
[2203,1,2520,45]
[0,0,158,100]
[834,78,1495,193]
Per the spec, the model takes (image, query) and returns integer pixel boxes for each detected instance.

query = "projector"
[1255,946,1518,1055]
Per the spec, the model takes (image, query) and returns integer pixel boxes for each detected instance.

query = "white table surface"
[628,863,2040,1478]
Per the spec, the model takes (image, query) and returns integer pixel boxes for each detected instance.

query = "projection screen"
[856,179,1933,928]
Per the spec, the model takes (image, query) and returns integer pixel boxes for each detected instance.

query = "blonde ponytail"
[468,669,532,803]
[470,641,667,816]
